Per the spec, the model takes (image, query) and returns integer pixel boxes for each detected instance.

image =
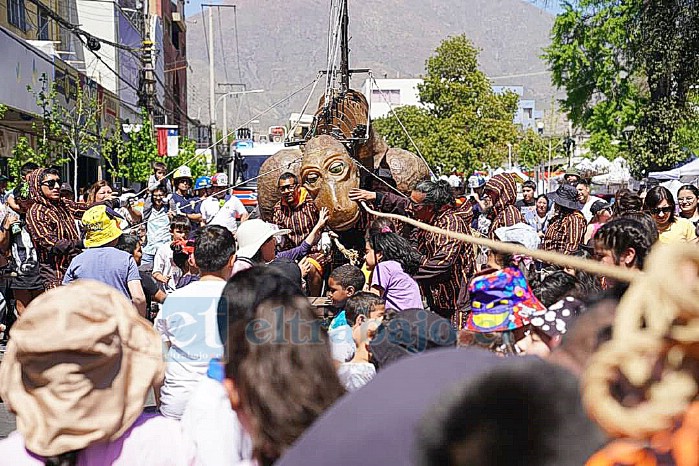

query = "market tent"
[649,158,699,181]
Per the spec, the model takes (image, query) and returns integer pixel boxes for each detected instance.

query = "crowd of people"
[0,160,695,466]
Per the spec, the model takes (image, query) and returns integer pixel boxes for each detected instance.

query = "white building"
[362,78,543,130]
[362,79,423,120]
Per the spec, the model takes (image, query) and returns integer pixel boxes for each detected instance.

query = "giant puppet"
[256,0,429,231]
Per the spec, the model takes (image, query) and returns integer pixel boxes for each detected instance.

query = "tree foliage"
[373,35,519,174]
[544,0,699,176]
[103,109,207,183]
[515,129,563,170]
[10,77,208,188]
[11,74,73,179]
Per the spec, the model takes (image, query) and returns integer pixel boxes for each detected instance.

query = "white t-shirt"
[181,377,253,466]
[328,324,355,363]
[203,196,247,233]
[200,197,221,225]
[581,195,603,222]
[154,280,226,420]
[153,242,182,293]
[337,362,376,392]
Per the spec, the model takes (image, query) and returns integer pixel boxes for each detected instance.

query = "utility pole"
[339,0,350,94]
[140,0,156,120]
[217,82,247,152]
[208,5,216,163]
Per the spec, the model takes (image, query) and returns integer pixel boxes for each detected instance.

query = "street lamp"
[506,142,513,169]
[622,125,636,157]
[215,89,264,153]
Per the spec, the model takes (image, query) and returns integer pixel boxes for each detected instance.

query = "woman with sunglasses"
[677,185,699,234]
[644,186,697,244]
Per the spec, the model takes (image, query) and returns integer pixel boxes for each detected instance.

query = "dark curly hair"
[612,189,643,217]
[415,180,455,211]
[594,217,655,270]
[367,220,422,275]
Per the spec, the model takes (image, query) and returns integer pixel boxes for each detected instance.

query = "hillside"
[185,0,559,132]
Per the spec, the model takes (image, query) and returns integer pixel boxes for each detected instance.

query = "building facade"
[150,0,187,131]
[362,78,544,130]
[0,0,126,185]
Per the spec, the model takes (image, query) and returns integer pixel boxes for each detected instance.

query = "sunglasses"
[41,179,62,189]
[279,184,297,193]
[649,206,673,215]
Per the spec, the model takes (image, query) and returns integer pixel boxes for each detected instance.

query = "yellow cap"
[82,205,123,248]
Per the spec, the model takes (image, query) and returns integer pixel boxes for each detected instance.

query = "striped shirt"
[484,174,525,238]
[413,207,476,315]
[25,170,90,289]
[540,211,587,255]
[273,188,319,250]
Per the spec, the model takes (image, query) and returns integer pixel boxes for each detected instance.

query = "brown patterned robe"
[412,207,476,322]
[484,173,525,238]
[272,187,319,251]
[541,210,587,255]
[374,192,476,322]
[25,170,90,289]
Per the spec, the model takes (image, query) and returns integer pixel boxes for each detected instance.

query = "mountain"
[185,0,559,132]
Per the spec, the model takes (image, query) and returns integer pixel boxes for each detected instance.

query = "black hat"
[59,182,73,193]
[590,200,611,216]
[548,184,584,211]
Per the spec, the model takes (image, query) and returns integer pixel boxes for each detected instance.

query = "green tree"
[373,35,519,173]
[544,0,699,175]
[104,109,208,184]
[11,74,72,179]
[515,129,562,170]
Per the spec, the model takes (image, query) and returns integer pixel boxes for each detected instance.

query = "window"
[523,108,533,119]
[37,7,49,40]
[171,27,179,50]
[7,0,27,31]
[372,89,400,105]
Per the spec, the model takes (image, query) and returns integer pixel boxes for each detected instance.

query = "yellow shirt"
[658,217,697,244]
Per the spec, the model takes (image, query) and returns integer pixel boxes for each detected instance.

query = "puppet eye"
[328,161,344,175]
[304,172,320,184]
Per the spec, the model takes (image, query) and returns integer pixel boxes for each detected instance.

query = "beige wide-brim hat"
[236,219,291,259]
[0,280,164,457]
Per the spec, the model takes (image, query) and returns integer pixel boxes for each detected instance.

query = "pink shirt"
[0,413,198,465]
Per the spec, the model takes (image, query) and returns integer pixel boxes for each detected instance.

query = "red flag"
[156,127,168,157]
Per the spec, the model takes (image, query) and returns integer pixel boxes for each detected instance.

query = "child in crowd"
[172,239,200,289]
[327,264,366,364]
[155,225,236,420]
[152,215,190,293]
[365,221,423,312]
[147,161,172,194]
[327,264,365,310]
[345,291,386,321]
[337,293,385,391]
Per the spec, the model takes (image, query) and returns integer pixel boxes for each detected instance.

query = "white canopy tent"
[649,158,699,182]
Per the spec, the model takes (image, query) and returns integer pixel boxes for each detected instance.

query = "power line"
[232,5,251,121]
[153,72,200,126]
[216,6,230,83]
[24,0,141,58]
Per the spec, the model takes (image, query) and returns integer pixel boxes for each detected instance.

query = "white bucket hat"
[235,219,291,259]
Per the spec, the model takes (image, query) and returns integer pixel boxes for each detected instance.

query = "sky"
[184,0,564,19]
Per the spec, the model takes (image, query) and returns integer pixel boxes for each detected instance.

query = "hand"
[240,212,250,222]
[348,188,377,203]
[167,211,175,220]
[3,214,18,230]
[298,257,313,278]
[315,207,329,230]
